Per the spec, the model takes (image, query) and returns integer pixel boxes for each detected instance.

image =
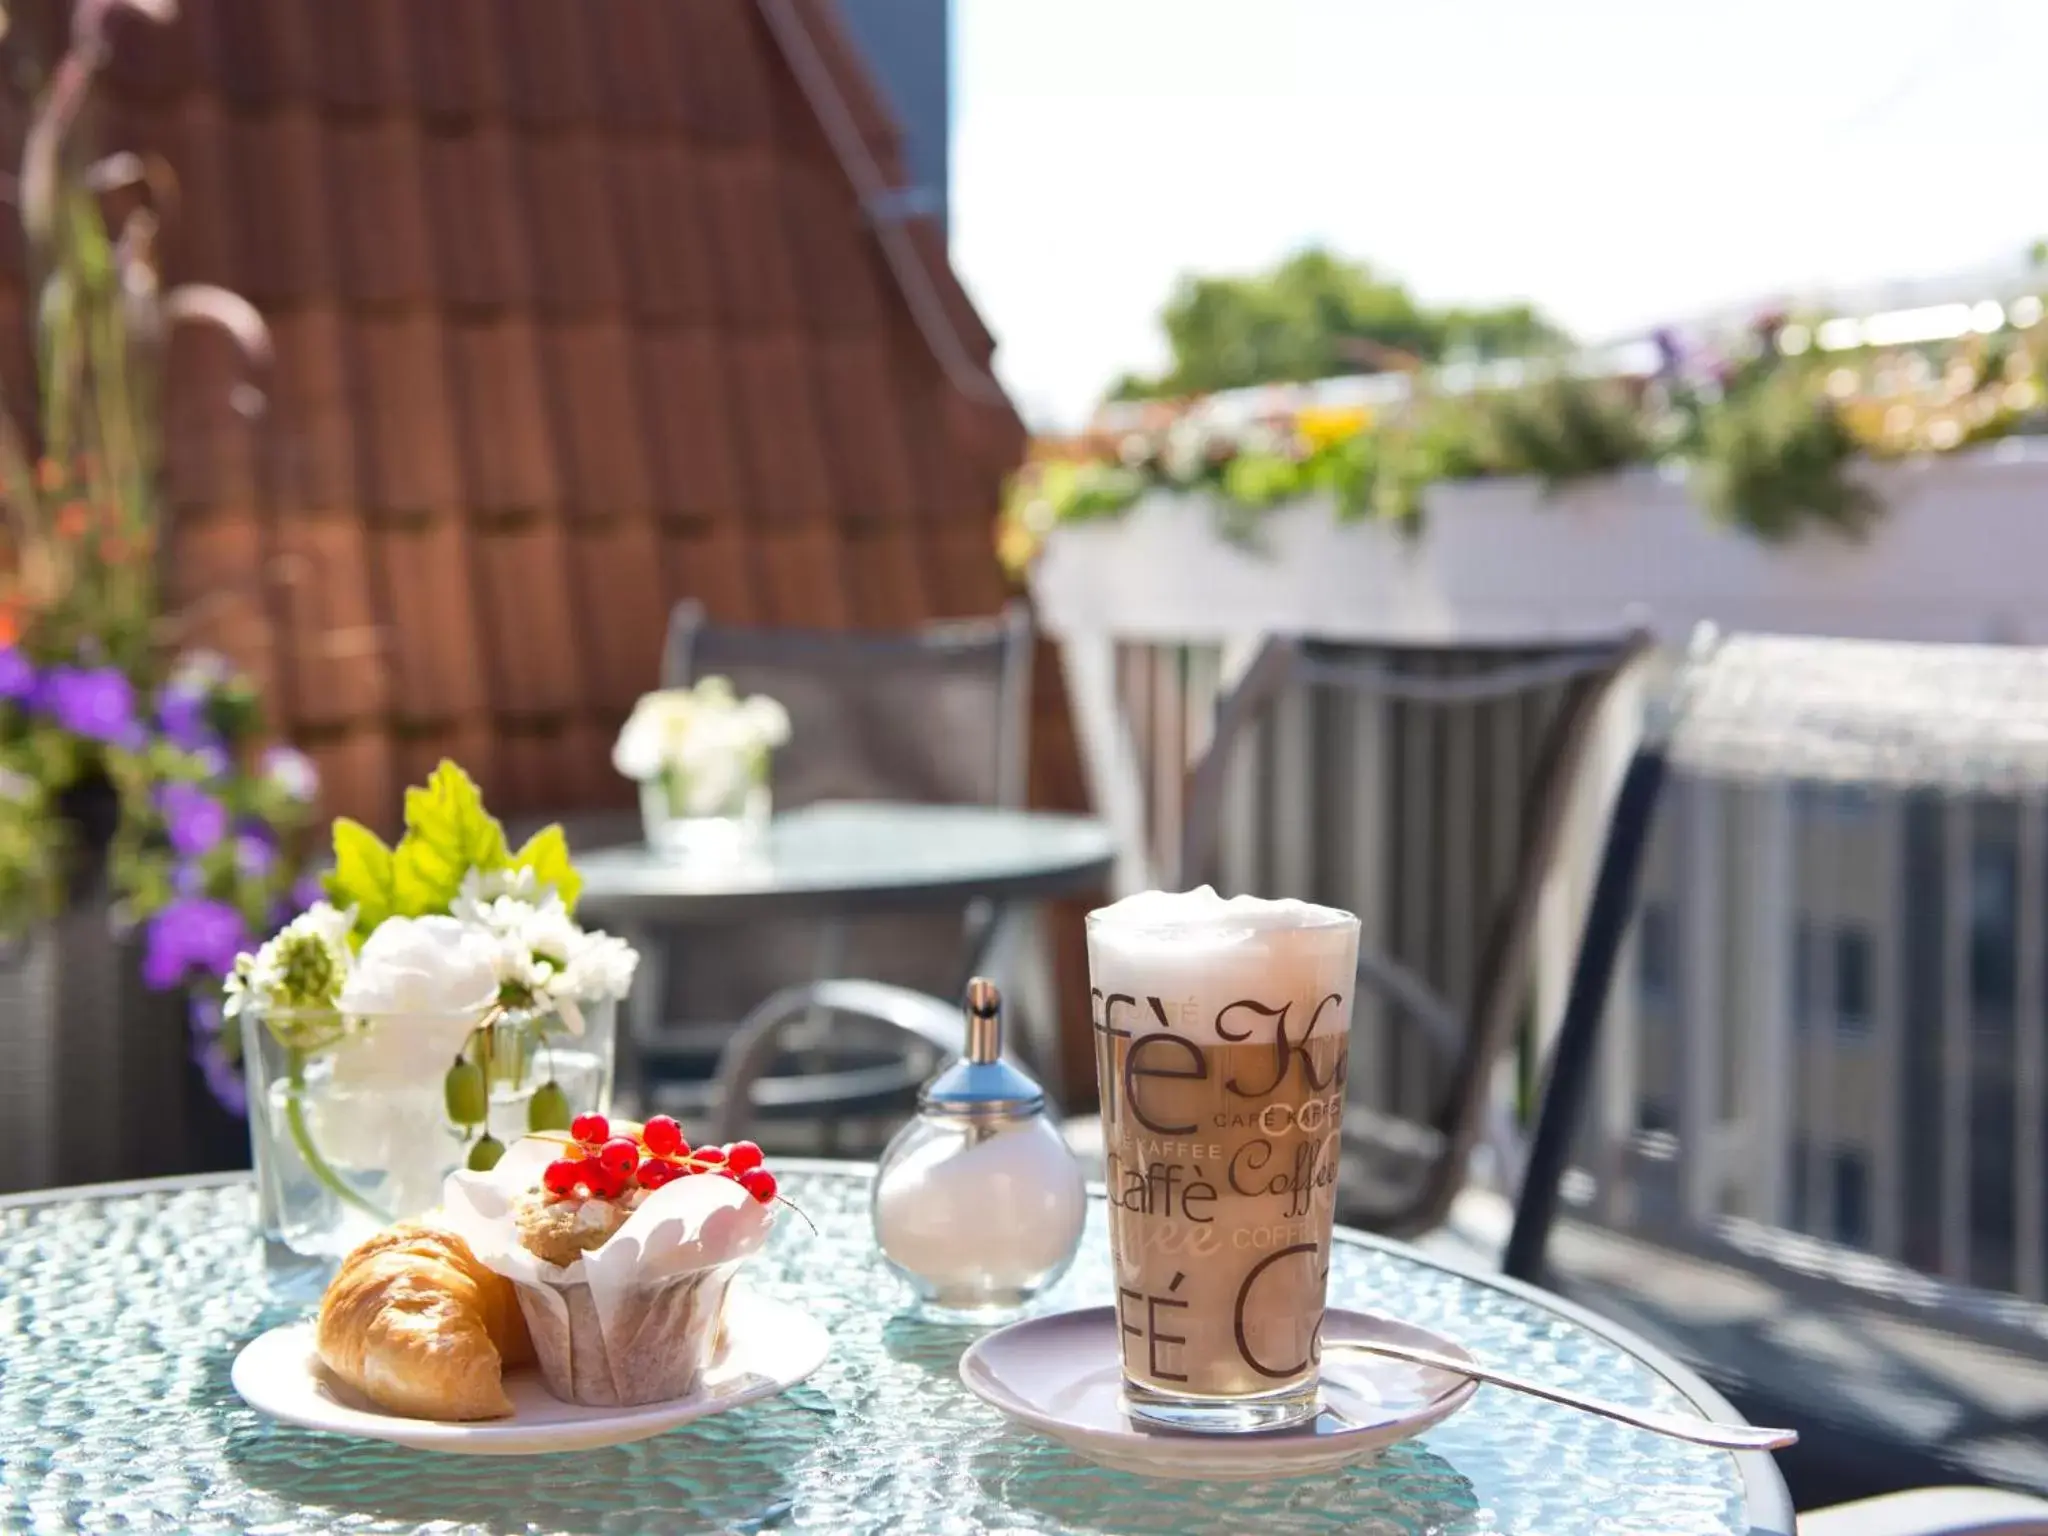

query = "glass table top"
[0,1165,1765,1535]
[573,802,1115,920]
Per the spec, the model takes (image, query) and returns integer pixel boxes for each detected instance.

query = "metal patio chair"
[626,600,1035,1142]
[1132,629,1657,1240]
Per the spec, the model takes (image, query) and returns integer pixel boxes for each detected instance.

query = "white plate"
[231,1287,829,1455]
[959,1306,1478,1481]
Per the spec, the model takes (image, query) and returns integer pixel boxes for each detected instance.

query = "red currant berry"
[598,1136,640,1178]
[738,1168,778,1204]
[725,1141,764,1174]
[570,1112,610,1145]
[637,1158,677,1190]
[693,1145,726,1168]
[589,1164,629,1201]
[542,1158,581,1198]
[642,1116,685,1157]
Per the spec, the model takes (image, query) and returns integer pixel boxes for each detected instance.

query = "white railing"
[1031,447,2048,1333]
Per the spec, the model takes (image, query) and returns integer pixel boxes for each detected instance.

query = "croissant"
[316,1221,535,1421]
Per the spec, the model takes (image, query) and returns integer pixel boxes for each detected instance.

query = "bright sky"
[950,0,2048,428]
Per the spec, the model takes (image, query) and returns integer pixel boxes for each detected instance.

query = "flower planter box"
[1029,443,2048,648]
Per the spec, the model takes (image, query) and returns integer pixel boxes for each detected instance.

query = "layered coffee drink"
[1088,887,1359,1432]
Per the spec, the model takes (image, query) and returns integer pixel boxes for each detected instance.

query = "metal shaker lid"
[919,978,1045,1117]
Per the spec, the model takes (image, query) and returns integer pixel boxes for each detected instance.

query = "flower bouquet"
[612,677,790,859]
[227,761,638,1258]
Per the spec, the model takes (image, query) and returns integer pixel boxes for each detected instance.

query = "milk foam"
[1087,887,1359,1045]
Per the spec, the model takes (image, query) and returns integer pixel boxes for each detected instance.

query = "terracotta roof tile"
[228,109,335,305]
[928,530,1009,618]
[813,335,915,519]
[608,140,716,326]
[163,324,264,512]
[519,130,625,316]
[728,330,836,524]
[0,284,31,421]
[272,511,389,729]
[472,519,582,716]
[542,321,651,519]
[100,2,199,101]
[635,328,744,523]
[310,0,414,116]
[266,306,360,514]
[327,119,436,307]
[421,126,534,311]
[354,315,462,515]
[778,0,907,186]
[902,216,999,364]
[209,0,317,110]
[667,0,776,147]
[394,718,499,817]
[408,0,508,123]
[309,729,401,834]
[162,507,279,705]
[592,0,685,133]
[566,519,667,712]
[123,0,1031,833]
[369,515,487,722]
[160,98,238,290]
[496,719,584,816]
[662,527,762,625]
[699,150,800,328]
[842,528,931,630]
[780,158,885,336]
[755,525,852,629]
[497,0,599,129]
[447,319,559,516]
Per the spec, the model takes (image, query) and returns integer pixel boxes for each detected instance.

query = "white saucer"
[959,1307,1478,1481]
[231,1287,829,1455]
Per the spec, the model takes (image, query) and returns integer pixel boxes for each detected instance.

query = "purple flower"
[290,873,324,912]
[142,898,249,989]
[172,861,208,898]
[156,684,218,755]
[234,830,276,881]
[159,782,229,858]
[1651,327,1685,380]
[192,744,229,778]
[40,666,142,747]
[260,745,319,804]
[188,995,246,1116]
[0,647,34,703]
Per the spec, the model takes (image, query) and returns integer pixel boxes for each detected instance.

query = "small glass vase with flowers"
[226,761,638,1259]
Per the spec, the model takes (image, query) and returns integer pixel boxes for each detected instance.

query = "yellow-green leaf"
[391,760,508,915]
[510,824,581,912]
[325,818,396,939]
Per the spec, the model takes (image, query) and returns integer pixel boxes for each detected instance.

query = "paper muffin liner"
[438,1137,773,1407]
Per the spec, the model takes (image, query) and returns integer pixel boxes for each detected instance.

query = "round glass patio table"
[0,1163,1792,1536]
[571,801,1117,924]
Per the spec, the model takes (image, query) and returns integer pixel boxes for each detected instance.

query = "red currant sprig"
[537,1115,783,1208]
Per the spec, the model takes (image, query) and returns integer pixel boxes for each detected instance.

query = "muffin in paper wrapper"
[440,1137,775,1406]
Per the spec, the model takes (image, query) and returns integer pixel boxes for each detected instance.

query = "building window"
[1638,901,1674,1007]
[1795,919,1873,1039]
[1970,841,2017,1018]
[1833,1150,1870,1248]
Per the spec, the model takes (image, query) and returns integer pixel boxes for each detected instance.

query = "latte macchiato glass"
[1088,887,1359,1433]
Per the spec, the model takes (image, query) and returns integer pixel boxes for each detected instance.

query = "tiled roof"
[2,0,1029,831]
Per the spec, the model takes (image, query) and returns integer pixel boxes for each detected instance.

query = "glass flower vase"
[241,999,617,1260]
[639,755,770,861]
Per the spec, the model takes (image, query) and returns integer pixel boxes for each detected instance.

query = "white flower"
[225,900,354,1018]
[452,865,543,923]
[260,745,320,804]
[612,678,789,786]
[331,915,500,1088]
[446,881,639,1020]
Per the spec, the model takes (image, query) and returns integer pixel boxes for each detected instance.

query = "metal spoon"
[1325,1339,1799,1451]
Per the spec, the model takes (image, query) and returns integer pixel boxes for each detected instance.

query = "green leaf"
[389,760,508,916]
[325,819,396,938]
[510,824,581,913]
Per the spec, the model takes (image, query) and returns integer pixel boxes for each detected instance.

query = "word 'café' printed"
[1086,889,1358,1400]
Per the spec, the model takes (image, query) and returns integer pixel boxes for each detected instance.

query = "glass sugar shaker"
[871,978,1087,1323]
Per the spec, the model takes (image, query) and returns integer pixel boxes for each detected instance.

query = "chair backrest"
[648,603,1034,1024]
[1179,630,1653,1236]
[663,600,1033,811]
